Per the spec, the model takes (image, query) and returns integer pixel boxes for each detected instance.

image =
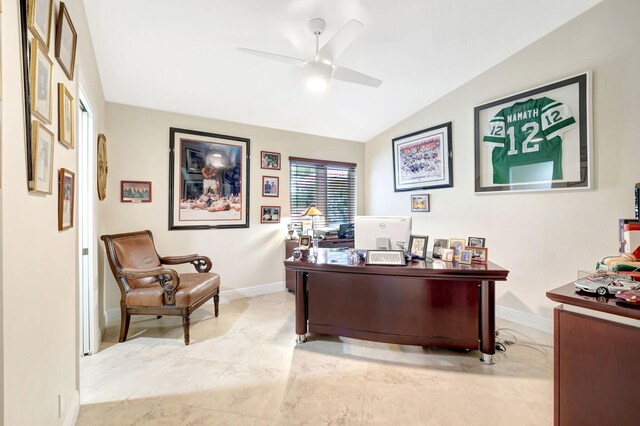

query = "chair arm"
[160,255,212,273]
[120,267,181,305]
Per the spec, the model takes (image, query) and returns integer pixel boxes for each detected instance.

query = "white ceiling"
[84,0,600,142]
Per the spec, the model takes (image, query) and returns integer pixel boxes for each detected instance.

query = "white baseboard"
[64,390,80,426]
[219,281,285,301]
[105,281,286,326]
[496,304,553,334]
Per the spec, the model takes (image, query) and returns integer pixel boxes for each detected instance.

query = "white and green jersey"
[483,97,576,184]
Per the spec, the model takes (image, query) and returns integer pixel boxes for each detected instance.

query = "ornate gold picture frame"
[58,83,74,148]
[29,38,53,124]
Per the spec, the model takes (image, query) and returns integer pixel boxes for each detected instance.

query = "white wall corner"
[64,390,80,426]
[496,305,553,334]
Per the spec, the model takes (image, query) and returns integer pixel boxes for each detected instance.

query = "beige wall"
[1,0,105,424]
[99,103,365,324]
[364,0,640,330]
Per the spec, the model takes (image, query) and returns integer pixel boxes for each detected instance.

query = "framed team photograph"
[58,83,74,148]
[449,238,466,260]
[121,181,152,203]
[459,249,473,265]
[469,246,488,263]
[29,38,53,124]
[28,0,53,49]
[468,237,486,247]
[260,206,280,223]
[55,2,78,80]
[408,235,428,259]
[260,151,281,170]
[31,120,54,194]
[411,194,430,212]
[432,238,449,259]
[262,176,279,197]
[169,127,249,230]
[475,73,590,193]
[299,235,311,249]
[392,121,453,192]
[58,168,75,230]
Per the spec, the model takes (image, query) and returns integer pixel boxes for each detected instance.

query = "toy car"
[615,289,640,304]
[573,273,640,296]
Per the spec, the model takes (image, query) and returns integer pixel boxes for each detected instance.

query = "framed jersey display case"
[474,73,590,193]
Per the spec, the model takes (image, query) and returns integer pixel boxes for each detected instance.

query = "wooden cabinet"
[284,238,353,292]
[547,284,640,426]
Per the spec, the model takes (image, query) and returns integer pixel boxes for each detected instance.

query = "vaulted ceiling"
[84,0,601,142]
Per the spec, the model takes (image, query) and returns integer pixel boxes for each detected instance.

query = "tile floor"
[78,292,553,425]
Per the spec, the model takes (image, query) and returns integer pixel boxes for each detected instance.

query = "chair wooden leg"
[214,294,219,318]
[119,307,130,343]
[182,316,191,345]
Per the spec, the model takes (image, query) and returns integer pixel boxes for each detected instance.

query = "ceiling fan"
[238,18,382,92]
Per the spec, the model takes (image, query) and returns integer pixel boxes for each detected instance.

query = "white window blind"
[289,157,357,228]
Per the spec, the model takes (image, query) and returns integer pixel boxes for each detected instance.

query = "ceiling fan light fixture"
[304,61,332,92]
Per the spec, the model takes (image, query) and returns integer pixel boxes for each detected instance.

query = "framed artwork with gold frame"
[58,83,74,148]
[29,38,53,124]
[28,0,53,49]
[31,120,54,194]
[55,2,77,80]
[58,168,75,230]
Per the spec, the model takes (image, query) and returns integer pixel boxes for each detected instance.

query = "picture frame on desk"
[469,246,488,263]
[459,249,472,264]
[365,250,407,266]
[449,238,466,260]
[468,237,486,248]
[432,239,449,259]
[408,235,428,259]
[299,235,311,249]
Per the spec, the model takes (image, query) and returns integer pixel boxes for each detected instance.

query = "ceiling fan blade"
[333,66,382,88]
[316,19,363,63]
[237,47,307,67]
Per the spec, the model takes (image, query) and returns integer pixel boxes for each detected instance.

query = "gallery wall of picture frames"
[260,150,283,224]
[19,0,80,230]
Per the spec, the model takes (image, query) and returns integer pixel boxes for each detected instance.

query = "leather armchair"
[101,230,220,345]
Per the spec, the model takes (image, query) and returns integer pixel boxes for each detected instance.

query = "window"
[289,157,357,228]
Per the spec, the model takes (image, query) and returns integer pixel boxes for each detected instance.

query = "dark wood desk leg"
[295,271,308,344]
[479,280,496,364]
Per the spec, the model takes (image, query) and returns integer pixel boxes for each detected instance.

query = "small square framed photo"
[469,246,488,263]
[262,176,279,197]
[449,238,466,260]
[459,249,473,265]
[441,248,454,262]
[261,206,281,223]
[411,194,430,212]
[468,237,486,248]
[261,151,281,170]
[408,235,428,259]
[121,181,152,203]
[432,239,449,259]
[58,168,75,231]
[299,235,311,249]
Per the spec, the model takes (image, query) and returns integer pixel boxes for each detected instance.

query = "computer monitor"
[354,216,412,250]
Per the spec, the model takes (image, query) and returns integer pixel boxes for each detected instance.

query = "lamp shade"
[303,205,323,216]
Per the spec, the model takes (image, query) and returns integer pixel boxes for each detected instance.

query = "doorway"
[78,90,98,355]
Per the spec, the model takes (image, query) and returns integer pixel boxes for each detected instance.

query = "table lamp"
[303,204,323,238]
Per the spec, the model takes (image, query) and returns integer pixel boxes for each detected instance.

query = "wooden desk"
[284,249,509,364]
[547,284,640,426]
